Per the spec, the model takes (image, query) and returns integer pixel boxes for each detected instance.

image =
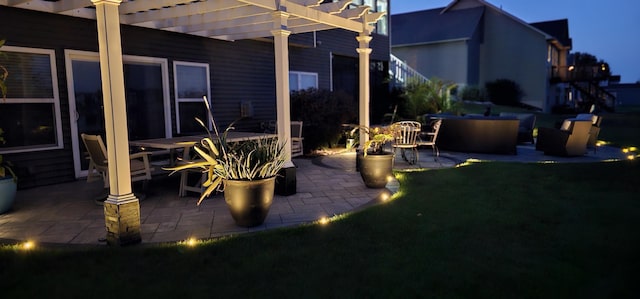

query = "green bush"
[484,79,524,106]
[460,85,485,102]
[290,88,357,151]
[401,77,459,120]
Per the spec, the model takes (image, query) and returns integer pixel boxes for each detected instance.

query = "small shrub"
[460,85,485,102]
[290,88,356,151]
[401,77,459,120]
[484,79,524,106]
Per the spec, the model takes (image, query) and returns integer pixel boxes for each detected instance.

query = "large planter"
[0,177,17,214]
[223,177,276,227]
[358,152,394,188]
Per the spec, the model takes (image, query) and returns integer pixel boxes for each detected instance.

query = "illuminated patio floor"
[0,144,629,246]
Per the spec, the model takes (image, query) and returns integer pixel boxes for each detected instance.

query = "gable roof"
[530,19,573,48]
[391,6,484,46]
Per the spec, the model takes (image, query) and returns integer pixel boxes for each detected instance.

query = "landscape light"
[22,241,35,250]
[318,217,330,225]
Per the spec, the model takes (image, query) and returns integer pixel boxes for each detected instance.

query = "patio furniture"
[499,112,536,144]
[535,119,592,156]
[81,133,153,188]
[417,119,442,161]
[435,115,519,154]
[391,121,421,164]
[576,113,602,152]
[291,121,304,157]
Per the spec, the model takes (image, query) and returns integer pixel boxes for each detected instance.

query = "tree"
[571,52,611,80]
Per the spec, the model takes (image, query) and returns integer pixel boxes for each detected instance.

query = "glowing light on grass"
[628,155,635,160]
[180,237,199,247]
[318,216,330,225]
[22,241,35,250]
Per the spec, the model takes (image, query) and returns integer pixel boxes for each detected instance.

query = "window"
[289,71,318,91]
[0,46,62,154]
[173,62,211,134]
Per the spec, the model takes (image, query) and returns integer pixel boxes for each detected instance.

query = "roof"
[391,6,484,46]
[530,19,573,48]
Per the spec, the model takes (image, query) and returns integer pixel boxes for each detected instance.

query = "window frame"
[0,46,63,154]
[173,61,212,134]
[289,71,319,91]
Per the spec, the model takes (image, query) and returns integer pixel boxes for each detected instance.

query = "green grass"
[1,161,639,298]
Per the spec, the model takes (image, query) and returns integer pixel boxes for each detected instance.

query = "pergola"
[2,0,384,245]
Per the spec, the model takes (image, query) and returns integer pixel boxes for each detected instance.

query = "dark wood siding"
[0,5,389,189]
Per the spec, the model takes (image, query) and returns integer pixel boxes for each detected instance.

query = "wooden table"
[129,132,277,166]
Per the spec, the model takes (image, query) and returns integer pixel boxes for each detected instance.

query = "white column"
[92,0,141,245]
[272,11,292,163]
[356,32,373,147]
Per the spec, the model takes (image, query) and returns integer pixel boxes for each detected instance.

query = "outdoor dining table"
[129,131,277,166]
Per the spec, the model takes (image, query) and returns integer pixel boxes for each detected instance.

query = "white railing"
[389,54,428,88]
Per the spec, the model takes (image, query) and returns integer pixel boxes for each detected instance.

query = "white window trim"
[290,71,319,91]
[0,46,62,154]
[173,61,211,134]
[64,49,171,178]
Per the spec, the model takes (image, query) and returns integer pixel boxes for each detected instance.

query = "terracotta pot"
[358,152,394,188]
[223,177,276,227]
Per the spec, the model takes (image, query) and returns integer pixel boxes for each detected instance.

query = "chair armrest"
[130,151,153,160]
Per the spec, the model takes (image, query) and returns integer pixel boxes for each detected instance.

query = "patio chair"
[391,121,421,165]
[535,119,592,156]
[576,113,602,152]
[291,121,304,157]
[81,133,153,189]
[417,119,442,161]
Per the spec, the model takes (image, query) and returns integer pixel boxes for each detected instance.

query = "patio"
[0,143,629,246]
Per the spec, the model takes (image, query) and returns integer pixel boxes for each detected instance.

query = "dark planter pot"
[223,177,276,227]
[0,177,17,214]
[358,152,394,188]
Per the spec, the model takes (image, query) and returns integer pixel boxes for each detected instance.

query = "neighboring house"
[0,1,390,189]
[606,83,640,108]
[391,0,572,112]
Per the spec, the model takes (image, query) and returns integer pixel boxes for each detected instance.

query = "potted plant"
[0,39,17,214]
[167,97,287,227]
[1,128,17,214]
[351,125,396,188]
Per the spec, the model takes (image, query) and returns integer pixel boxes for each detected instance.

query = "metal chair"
[391,121,421,165]
[417,119,443,161]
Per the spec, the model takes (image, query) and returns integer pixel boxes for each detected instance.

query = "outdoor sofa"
[427,114,519,155]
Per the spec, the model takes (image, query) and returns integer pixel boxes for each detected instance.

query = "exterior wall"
[392,40,468,84]
[0,5,388,189]
[480,8,548,110]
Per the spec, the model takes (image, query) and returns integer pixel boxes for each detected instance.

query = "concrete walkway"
[0,144,629,246]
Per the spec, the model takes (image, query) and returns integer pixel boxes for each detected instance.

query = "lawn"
[2,109,639,298]
[1,160,639,298]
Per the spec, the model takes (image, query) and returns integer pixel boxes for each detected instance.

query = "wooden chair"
[391,121,421,165]
[291,121,304,157]
[81,133,153,189]
[417,119,442,161]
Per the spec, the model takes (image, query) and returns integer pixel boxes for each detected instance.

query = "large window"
[289,71,318,91]
[173,61,211,134]
[0,46,62,154]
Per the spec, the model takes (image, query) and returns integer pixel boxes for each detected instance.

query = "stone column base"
[103,194,142,246]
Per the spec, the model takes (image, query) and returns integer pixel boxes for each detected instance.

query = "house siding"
[480,8,548,109]
[0,5,389,189]
[393,41,469,85]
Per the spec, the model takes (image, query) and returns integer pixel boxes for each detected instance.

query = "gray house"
[391,0,572,112]
[0,0,390,190]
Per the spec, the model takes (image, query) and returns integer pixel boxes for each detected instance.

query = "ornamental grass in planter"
[167,97,287,227]
[351,125,396,188]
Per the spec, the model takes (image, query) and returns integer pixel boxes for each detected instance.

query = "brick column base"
[104,196,142,246]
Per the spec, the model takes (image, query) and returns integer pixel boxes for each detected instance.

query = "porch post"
[92,0,141,246]
[272,10,296,195]
[356,31,373,147]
